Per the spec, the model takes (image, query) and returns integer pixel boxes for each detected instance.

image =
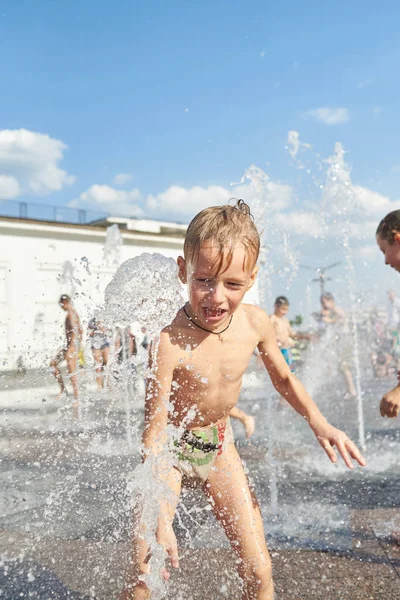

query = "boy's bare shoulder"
[240,303,270,328]
[158,307,188,348]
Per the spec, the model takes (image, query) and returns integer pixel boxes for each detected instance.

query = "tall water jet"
[233,166,281,514]
[103,223,123,266]
[322,143,366,450]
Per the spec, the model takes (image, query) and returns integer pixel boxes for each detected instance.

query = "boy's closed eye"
[227,282,243,288]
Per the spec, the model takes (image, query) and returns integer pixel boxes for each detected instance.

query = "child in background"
[376,210,400,418]
[270,296,311,371]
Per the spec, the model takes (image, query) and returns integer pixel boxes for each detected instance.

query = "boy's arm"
[254,309,366,468]
[142,332,175,455]
[142,332,181,571]
[229,406,255,438]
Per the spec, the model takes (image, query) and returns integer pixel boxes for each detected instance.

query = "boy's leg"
[92,348,104,389]
[50,350,66,400]
[204,443,273,600]
[66,345,79,402]
[121,466,182,599]
[341,365,356,397]
[102,346,112,389]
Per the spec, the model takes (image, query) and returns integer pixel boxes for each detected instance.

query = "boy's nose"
[208,283,225,303]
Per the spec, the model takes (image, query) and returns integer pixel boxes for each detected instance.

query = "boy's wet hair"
[59,294,71,303]
[376,210,400,244]
[184,199,260,272]
[275,296,289,307]
[321,292,334,302]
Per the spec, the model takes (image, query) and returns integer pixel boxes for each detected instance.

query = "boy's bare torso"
[163,304,261,429]
[65,310,81,348]
[270,314,293,348]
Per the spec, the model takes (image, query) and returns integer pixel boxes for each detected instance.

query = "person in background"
[376,211,400,418]
[88,317,111,390]
[115,325,137,365]
[387,290,400,370]
[317,292,357,400]
[50,295,82,405]
[270,296,312,372]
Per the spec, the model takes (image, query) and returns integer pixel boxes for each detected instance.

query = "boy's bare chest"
[172,334,255,387]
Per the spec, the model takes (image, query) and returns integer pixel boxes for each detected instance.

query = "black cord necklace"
[183,305,233,339]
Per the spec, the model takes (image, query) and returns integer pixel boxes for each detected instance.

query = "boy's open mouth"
[202,307,228,322]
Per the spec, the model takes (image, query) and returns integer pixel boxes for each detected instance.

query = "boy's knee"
[239,557,273,593]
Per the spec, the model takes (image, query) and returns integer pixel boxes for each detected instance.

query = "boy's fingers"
[160,566,171,581]
[167,544,179,569]
[335,438,354,469]
[380,397,388,417]
[319,438,336,463]
[345,439,366,466]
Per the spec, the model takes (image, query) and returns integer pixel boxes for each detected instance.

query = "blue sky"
[1,0,400,310]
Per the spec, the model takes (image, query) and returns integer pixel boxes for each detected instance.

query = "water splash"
[102,253,185,333]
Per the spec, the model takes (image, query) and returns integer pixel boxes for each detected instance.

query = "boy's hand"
[311,422,366,469]
[380,386,400,418]
[156,519,179,580]
[243,415,255,439]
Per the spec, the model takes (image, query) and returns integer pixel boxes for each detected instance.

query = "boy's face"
[178,243,257,329]
[377,233,400,272]
[59,299,68,311]
[321,298,334,310]
[275,304,289,317]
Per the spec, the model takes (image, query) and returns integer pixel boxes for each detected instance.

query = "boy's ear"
[177,256,187,284]
[394,231,400,244]
[247,265,258,290]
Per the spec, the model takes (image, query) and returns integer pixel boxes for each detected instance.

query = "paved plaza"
[0,365,399,599]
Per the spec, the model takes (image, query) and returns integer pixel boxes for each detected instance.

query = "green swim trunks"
[174,418,234,483]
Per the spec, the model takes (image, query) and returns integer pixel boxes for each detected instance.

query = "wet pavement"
[0,365,399,599]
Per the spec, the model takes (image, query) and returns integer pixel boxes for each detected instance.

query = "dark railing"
[0,199,110,225]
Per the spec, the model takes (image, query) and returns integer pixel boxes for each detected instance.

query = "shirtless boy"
[123,200,366,600]
[270,296,310,371]
[318,292,357,399]
[376,210,400,418]
[50,294,82,404]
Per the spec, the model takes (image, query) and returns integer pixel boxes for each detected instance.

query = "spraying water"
[322,143,366,449]
[103,224,123,266]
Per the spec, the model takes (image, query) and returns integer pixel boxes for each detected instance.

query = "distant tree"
[290,314,303,327]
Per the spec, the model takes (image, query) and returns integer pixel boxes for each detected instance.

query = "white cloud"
[144,166,293,222]
[73,164,293,224]
[304,107,350,126]
[146,185,231,220]
[0,129,75,197]
[70,184,144,217]
[0,175,20,199]
[113,173,134,186]
[358,244,378,259]
[273,211,324,237]
[353,185,395,215]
